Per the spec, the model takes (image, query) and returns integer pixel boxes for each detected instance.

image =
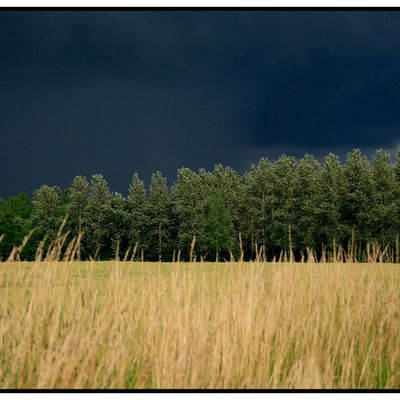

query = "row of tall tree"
[2,148,400,262]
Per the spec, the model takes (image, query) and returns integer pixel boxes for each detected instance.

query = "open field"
[0,261,400,389]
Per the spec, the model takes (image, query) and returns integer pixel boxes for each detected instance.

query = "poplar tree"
[342,149,374,249]
[171,167,204,259]
[147,171,170,261]
[318,153,344,249]
[269,155,298,253]
[127,173,147,257]
[210,165,243,258]
[66,175,90,238]
[210,165,243,237]
[108,192,129,259]
[370,149,397,245]
[244,158,273,259]
[196,168,215,256]
[5,147,400,262]
[204,192,231,262]
[32,185,64,242]
[295,154,322,252]
[86,174,112,259]
[393,150,400,237]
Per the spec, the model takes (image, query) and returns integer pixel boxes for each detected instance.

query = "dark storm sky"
[1,10,400,197]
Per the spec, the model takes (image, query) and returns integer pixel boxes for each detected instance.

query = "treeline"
[2,148,400,262]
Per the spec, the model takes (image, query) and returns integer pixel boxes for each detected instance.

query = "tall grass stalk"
[0,234,400,388]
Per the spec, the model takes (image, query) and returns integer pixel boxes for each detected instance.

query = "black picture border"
[0,5,399,393]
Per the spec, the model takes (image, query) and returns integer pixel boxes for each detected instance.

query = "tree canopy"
[2,148,400,262]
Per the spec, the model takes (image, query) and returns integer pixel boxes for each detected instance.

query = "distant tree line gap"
[2,148,400,262]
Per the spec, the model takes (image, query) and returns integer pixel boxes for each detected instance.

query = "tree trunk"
[158,221,162,261]
[190,235,196,262]
[239,232,244,263]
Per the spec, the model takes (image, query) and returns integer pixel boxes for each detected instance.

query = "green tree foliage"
[342,149,374,247]
[66,175,90,258]
[370,149,397,245]
[244,158,274,259]
[171,167,205,259]
[85,174,112,259]
[146,171,170,261]
[209,165,243,256]
[127,173,147,258]
[0,193,34,260]
[108,192,130,260]
[294,154,322,252]
[393,150,400,236]
[269,155,298,253]
[5,148,400,262]
[32,185,64,242]
[66,175,90,234]
[204,192,232,261]
[317,153,345,249]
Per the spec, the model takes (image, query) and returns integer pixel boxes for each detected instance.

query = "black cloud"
[1,10,400,197]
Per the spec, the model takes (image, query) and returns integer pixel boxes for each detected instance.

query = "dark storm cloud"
[1,11,400,197]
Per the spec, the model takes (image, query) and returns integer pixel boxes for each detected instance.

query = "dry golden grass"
[1,260,400,389]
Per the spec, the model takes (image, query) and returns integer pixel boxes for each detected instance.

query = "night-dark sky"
[1,10,400,197]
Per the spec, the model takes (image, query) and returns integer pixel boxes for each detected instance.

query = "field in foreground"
[0,261,400,389]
